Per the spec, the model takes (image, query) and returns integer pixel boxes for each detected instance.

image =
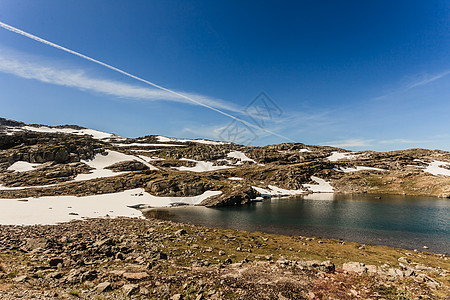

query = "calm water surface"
[144,194,450,254]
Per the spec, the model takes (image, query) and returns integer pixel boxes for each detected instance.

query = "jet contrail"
[0,21,295,143]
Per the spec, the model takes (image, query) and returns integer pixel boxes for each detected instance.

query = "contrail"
[0,21,295,143]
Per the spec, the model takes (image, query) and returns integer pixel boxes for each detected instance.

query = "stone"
[398,257,411,264]
[175,229,187,236]
[387,268,404,278]
[342,262,367,274]
[45,271,62,279]
[123,272,149,281]
[366,265,378,273]
[13,275,27,282]
[49,257,63,267]
[122,284,139,296]
[95,281,111,293]
[170,294,183,300]
[319,261,335,273]
[154,252,168,260]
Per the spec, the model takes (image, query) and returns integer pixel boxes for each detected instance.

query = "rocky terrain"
[1,117,450,206]
[0,217,448,299]
[0,117,450,298]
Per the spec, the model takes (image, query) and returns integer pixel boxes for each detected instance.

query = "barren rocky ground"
[0,217,448,299]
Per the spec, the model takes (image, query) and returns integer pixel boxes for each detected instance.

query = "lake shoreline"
[144,193,450,255]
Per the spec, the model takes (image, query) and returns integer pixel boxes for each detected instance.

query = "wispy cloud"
[372,69,450,101]
[406,70,450,89]
[323,138,374,148]
[0,50,244,113]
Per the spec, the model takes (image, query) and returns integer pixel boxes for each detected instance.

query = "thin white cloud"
[0,51,243,113]
[372,69,450,102]
[324,139,374,148]
[406,70,450,89]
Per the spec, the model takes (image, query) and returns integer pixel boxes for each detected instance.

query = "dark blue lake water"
[144,193,450,254]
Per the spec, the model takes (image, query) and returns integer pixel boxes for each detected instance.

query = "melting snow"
[0,188,222,225]
[339,166,387,173]
[156,136,227,145]
[74,150,158,181]
[7,161,41,172]
[303,176,334,193]
[423,161,450,177]
[174,158,233,173]
[252,185,305,196]
[21,126,116,140]
[327,152,358,162]
[114,143,184,147]
[227,151,257,164]
[0,151,158,191]
[228,177,243,180]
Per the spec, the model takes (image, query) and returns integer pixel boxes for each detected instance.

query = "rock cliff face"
[1,117,450,206]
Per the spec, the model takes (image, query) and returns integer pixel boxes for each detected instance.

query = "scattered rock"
[123,272,149,281]
[342,262,367,274]
[95,281,111,293]
[122,284,139,296]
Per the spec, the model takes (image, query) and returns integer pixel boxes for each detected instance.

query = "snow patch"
[327,152,358,162]
[227,151,257,164]
[7,161,41,172]
[0,188,222,225]
[339,166,387,173]
[303,176,334,193]
[156,136,227,145]
[114,143,184,147]
[252,185,305,197]
[228,177,243,181]
[174,158,233,173]
[21,126,116,140]
[423,161,450,177]
[74,150,157,181]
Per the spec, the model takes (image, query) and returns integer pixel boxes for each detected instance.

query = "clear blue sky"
[0,0,449,151]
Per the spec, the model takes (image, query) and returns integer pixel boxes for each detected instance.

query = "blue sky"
[0,0,449,151]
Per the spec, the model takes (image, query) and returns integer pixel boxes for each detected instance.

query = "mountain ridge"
[0,117,449,216]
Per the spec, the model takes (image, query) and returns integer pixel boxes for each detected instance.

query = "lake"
[144,193,450,254]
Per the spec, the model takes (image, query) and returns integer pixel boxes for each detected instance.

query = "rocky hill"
[1,117,449,210]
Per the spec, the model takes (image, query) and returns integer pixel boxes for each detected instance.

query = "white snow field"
[0,150,158,191]
[228,177,243,180]
[303,176,334,193]
[252,185,305,197]
[227,151,257,164]
[327,151,358,162]
[339,166,387,173]
[174,158,233,172]
[423,160,450,177]
[74,150,158,181]
[20,125,117,140]
[156,136,228,145]
[7,161,42,172]
[114,143,184,147]
[0,189,222,225]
